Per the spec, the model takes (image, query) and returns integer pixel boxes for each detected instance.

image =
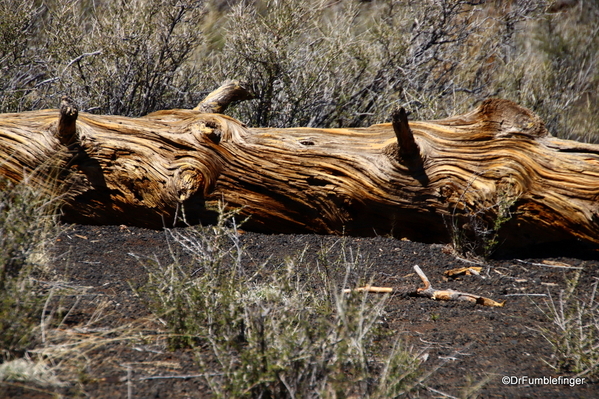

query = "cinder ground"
[2,224,598,398]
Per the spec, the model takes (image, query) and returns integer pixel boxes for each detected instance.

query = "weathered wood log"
[1,81,598,250]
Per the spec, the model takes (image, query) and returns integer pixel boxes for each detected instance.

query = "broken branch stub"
[56,96,79,147]
[193,80,255,114]
[392,107,421,164]
[0,81,598,250]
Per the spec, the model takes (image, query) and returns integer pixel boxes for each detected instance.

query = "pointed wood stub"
[392,107,420,163]
[57,96,79,147]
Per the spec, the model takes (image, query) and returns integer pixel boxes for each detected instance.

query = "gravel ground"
[2,224,598,398]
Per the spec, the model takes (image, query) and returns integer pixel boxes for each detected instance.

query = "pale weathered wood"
[343,266,506,307]
[0,82,598,250]
[413,265,505,307]
[193,80,255,114]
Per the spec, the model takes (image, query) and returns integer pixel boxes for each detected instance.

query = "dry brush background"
[1,0,597,140]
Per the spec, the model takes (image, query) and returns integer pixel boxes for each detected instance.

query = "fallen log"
[1,81,598,250]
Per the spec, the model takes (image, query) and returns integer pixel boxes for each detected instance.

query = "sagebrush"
[0,0,596,142]
[0,176,61,361]
[138,206,422,398]
[537,269,599,381]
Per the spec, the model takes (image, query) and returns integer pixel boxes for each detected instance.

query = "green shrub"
[445,184,518,259]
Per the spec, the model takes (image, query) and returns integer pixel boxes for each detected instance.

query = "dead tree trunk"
[1,81,598,250]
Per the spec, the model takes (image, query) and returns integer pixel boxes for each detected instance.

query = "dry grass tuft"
[536,270,599,381]
[136,205,423,397]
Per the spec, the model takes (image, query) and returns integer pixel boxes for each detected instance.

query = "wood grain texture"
[1,86,598,249]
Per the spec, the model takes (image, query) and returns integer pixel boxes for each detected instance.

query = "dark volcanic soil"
[2,224,599,398]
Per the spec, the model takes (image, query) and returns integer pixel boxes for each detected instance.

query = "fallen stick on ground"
[443,266,482,277]
[515,259,584,270]
[343,265,506,307]
[342,285,394,294]
[413,265,505,307]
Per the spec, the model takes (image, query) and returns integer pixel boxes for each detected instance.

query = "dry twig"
[344,265,505,307]
[414,265,505,307]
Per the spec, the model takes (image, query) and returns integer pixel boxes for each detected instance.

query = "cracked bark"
[1,81,598,249]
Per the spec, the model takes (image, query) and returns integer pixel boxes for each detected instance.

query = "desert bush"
[537,270,599,380]
[42,0,208,116]
[199,0,550,128]
[496,0,599,142]
[445,182,518,259]
[0,0,207,116]
[0,176,61,360]
[0,0,43,112]
[1,0,597,143]
[138,205,421,398]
